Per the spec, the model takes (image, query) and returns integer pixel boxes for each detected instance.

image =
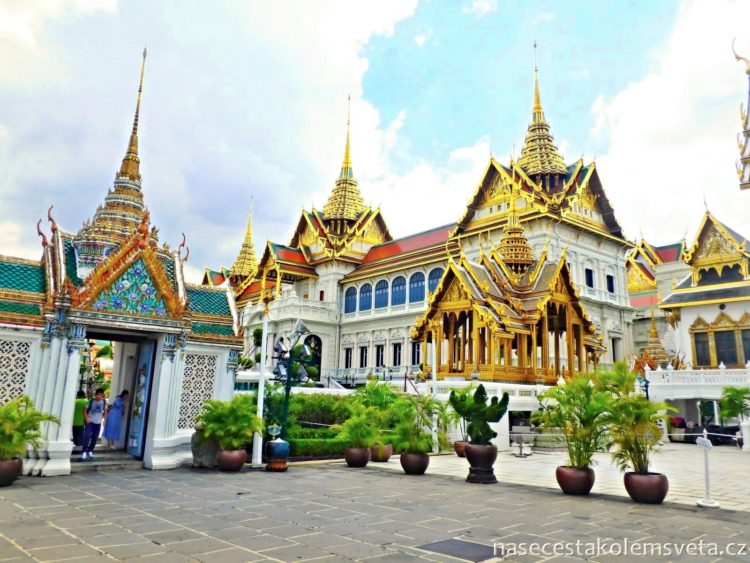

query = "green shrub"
[289,393,353,426]
[391,395,438,454]
[287,425,338,439]
[0,396,59,461]
[196,394,263,450]
[337,404,380,448]
[288,438,348,457]
[449,384,509,445]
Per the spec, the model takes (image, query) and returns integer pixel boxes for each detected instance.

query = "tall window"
[715,331,738,365]
[409,272,425,303]
[428,268,444,293]
[359,284,372,311]
[344,348,352,369]
[344,287,357,313]
[743,330,750,366]
[375,345,385,367]
[694,333,710,366]
[359,346,368,368]
[391,276,406,306]
[585,268,594,288]
[606,274,615,294]
[411,341,421,366]
[374,280,389,309]
[392,343,402,366]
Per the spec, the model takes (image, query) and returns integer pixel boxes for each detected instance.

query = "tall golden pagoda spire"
[231,198,258,279]
[517,42,568,178]
[643,307,669,365]
[733,39,750,190]
[497,179,535,275]
[119,47,147,181]
[73,49,150,274]
[323,96,366,225]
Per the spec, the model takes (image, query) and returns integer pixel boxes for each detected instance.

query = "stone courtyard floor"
[1,456,749,563]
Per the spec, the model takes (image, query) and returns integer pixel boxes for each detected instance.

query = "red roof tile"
[630,294,659,308]
[362,224,453,264]
[654,243,682,263]
[272,244,309,266]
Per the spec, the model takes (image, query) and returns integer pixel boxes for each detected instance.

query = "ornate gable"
[684,212,749,283]
[90,258,168,317]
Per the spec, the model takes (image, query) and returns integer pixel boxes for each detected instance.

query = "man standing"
[72,390,88,447]
[81,388,107,461]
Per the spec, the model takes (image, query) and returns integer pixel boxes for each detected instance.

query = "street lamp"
[272,319,312,439]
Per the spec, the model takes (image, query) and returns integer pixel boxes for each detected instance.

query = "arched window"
[391,276,406,306]
[409,272,425,303]
[428,268,444,293]
[344,287,357,313]
[359,284,372,311]
[374,280,389,309]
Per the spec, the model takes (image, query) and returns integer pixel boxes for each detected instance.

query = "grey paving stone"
[194,547,266,562]
[167,538,236,556]
[325,541,398,559]
[230,534,296,552]
[27,543,103,561]
[13,533,78,550]
[145,528,206,545]
[100,541,168,559]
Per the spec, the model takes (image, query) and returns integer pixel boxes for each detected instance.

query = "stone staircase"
[70,447,143,473]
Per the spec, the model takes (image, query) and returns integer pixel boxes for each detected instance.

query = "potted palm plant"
[601,363,673,504]
[532,373,609,495]
[391,395,439,475]
[337,404,379,467]
[195,394,263,471]
[0,396,59,487]
[449,385,509,484]
[719,386,750,450]
[354,381,398,462]
[447,384,475,457]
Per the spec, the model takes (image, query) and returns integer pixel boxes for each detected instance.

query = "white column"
[431,339,438,452]
[252,312,269,467]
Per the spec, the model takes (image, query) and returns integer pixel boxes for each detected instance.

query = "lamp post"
[251,304,269,467]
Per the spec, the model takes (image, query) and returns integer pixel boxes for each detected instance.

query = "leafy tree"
[0,396,59,460]
[720,386,750,422]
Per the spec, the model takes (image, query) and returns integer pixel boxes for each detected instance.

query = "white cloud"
[462,0,497,18]
[593,0,750,244]
[413,28,433,47]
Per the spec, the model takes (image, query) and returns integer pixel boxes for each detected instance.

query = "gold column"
[448,314,455,371]
[554,310,560,376]
[541,311,549,371]
[473,318,480,371]
[566,307,574,378]
[436,315,444,369]
[577,324,584,374]
[531,325,538,377]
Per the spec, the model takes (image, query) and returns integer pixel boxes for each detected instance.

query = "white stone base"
[144,435,192,470]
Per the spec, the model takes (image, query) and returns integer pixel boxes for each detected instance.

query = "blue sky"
[0,1,748,281]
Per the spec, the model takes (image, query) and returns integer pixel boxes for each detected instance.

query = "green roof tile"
[0,301,41,316]
[187,287,231,316]
[192,322,234,336]
[63,239,83,287]
[159,254,177,290]
[0,260,45,293]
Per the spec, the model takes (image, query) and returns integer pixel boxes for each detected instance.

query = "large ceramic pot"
[400,452,430,475]
[453,441,469,458]
[370,444,393,462]
[464,444,497,484]
[216,449,246,472]
[623,472,669,504]
[345,447,371,467]
[266,438,290,472]
[0,459,22,487]
[555,466,595,495]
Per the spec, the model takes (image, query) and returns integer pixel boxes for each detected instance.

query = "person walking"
[103,390,129,449]
[72,390,88,447]
[81,388,107,461]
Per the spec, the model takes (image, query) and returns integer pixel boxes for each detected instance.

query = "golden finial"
[733,38,750,74]
[340,94,353,180]
[533,40,542,119]
[119,47,147,181]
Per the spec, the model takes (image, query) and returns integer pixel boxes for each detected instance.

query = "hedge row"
[288,425,339,439]
[288,438,348,457]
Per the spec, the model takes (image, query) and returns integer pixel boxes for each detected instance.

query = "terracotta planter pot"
[370,444,393,462]
[555,466,595,495]
[400,452,430,475]
[453,441,469,457]
[0,459,22,487]
[345,447,371,467]
[464,444,497,484]
[216,449,247,472]
[623,472,669,504]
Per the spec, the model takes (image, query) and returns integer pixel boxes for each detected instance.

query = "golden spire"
[643,307,669,365]
[497,183,534,275]
[119,47,147,181]
[340,95,353,180]
[517,42,568,178]
[231,197,258,279]
[323,96,366,222]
